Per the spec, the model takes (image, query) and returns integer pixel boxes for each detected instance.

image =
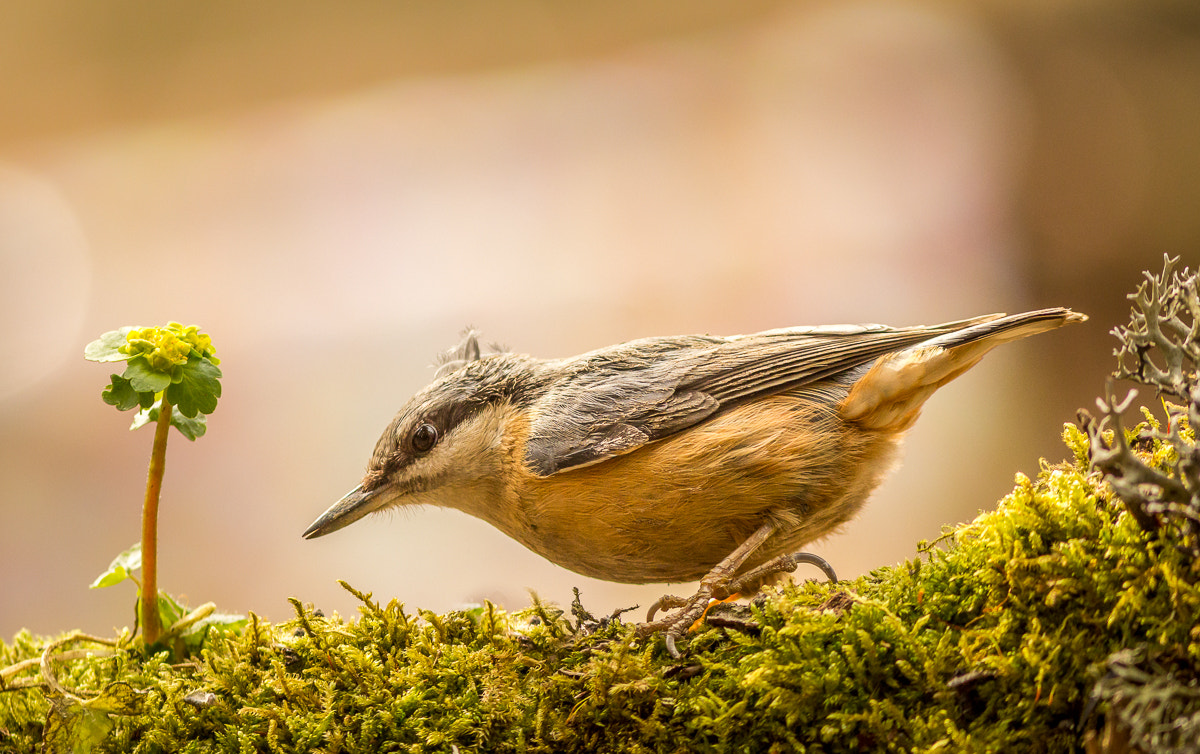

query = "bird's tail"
[841,307,1087,431]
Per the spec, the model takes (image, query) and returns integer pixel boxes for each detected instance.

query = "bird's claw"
[645,594,687,622]
[639,550,838,658]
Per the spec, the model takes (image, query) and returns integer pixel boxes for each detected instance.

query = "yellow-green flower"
[119,324,219,372]
[167,322,218,362]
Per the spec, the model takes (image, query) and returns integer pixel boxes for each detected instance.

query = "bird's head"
[303,334,536,539]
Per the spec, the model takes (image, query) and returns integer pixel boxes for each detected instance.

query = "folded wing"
[523,312,1059,476]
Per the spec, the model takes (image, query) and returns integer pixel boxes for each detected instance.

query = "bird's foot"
[638,551,837,658]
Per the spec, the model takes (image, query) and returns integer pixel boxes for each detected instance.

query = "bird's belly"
[507,392,900,584]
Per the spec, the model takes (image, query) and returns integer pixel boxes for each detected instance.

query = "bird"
[304,308,1085,653]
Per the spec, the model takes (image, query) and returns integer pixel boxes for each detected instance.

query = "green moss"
[4,430,1198,753]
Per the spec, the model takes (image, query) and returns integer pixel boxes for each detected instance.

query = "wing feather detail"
[523,316,1004,476]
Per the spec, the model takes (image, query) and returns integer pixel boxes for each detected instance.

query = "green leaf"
[170,411,207,440]
[179,612,248,655]
[42,696,115,754]
[166,354,222,418]
[100,375,142,412]
[90,543,142,589]
[157,591,189,629]
[122,357,172,394]
[191,612,248,634]
[42,682,147,754]
[84,681,147,716]
[83,328,133,363]
[128,401,206,439]
[129,406,154,431]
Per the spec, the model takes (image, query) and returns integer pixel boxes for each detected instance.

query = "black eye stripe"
[408,398,487,454]
[412,423,439,453]
[370,362,528,483]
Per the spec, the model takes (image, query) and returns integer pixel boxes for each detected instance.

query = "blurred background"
[1,0,1197,639]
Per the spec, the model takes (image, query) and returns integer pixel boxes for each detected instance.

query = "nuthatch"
[304,308,1085,652]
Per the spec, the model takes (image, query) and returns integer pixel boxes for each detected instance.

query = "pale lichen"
[1079,255,1200,550]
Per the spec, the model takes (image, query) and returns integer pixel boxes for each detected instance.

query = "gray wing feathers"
[680,316,1003,406]
[523,315,1004,476]
[525,368,720,475]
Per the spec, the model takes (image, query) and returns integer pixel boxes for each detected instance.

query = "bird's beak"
[303,484,381,539]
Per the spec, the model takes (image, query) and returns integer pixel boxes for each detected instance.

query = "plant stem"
[141,398,172,645]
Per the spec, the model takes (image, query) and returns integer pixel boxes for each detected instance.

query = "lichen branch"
[1112,255,1200,401]
[1080,254,1200,556]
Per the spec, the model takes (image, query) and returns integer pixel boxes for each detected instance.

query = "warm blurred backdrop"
[2,1,1197,639]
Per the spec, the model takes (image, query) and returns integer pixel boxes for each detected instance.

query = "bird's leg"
[639,524,839,657]
[638,522,778,655]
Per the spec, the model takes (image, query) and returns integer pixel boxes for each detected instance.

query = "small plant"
[84,323,223,645]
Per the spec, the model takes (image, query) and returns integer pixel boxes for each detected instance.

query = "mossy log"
[3,425,1198,753]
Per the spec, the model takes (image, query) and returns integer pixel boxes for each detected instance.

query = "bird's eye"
[411,423,439,453]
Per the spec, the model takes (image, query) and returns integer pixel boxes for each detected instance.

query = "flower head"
[119,323,220,372]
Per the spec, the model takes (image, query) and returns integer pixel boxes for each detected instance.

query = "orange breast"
[500,389,900,583]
